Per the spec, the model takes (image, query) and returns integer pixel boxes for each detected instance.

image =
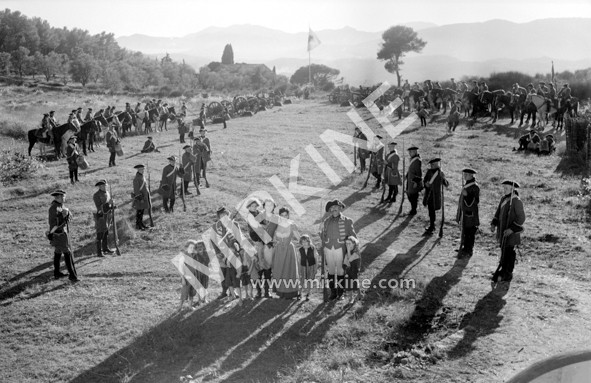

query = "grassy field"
[1,86,590,383]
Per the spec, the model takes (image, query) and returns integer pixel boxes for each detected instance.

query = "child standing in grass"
[298,234,318,301]
[343,235,361,304]
[179,240,199,310]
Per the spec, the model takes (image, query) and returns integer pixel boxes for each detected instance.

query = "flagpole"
[308,50,311,86]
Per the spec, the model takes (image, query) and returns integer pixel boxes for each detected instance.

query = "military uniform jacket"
[132,172,151,210]
[422,168,448,210]
[141,140,155,152]
[448,105,460,123]
[66,144,79,170]
[370,144,385,174]
[354,131,369,159]
[48,200,71,252]
[491,192,525,247]
[106,130,118,153]
[160,164,183,199]
[383,150,402,186]
[93,189,113,233]
[181,152,197,182]
[198,136,211,163]
[406,155,423,195]
[320,214,356,251]
[192,141,208,172]
[456,180,480,228]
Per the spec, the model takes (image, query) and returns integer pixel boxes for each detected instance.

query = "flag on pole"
[307,28,321,52]
[551,61,555,83]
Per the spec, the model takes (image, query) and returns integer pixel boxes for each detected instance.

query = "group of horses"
[365,84,580,129]
[27,105,179,159]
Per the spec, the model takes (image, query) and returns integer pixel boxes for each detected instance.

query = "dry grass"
[0,88,590,383]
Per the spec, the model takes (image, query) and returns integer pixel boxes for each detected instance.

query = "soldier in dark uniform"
[417,96,429,126]
[456,168,479,257]
[423,158,449,235]
[197,128,211,187]
[106,124,118,167]
[383,142,402,203]
[132,164,151,230]
[370,135,385,189]
[66,136,79,184]
[353,127,369,173]
[93,179,115,257]
[141,136,159,153]
[160,156,184,213]
[181,145,196,195]
[491,180,526,286]
[47,189,78,282]
[405,145,422,216]
[447,100,461,133]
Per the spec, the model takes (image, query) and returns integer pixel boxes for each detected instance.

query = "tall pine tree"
[221,44,234,65]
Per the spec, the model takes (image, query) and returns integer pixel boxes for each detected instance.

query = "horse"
[134,108,159,134]
[106,112,132,137]
[158,106,177,132]
[462,91,491,118]
[77,117,107,155]
[27,126,51,157]
[408,89,425,110]
[28,123,75,159]
[493,90,517,124]
[437,88,458,114]
[519,94,547,128]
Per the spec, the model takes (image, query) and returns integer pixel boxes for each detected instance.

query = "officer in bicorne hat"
[160,155,184,213]
[319,199,357,300]
[47,189,78,282]
[490,180,526,287]
[422,158,449,235]
[456,168,480,257]
[181,144,197,195]
[369,135,385,189]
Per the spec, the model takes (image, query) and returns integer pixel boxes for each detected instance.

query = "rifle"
[353,134,357,170]
[179,149,186,212]
[380,165,387,203]
[146,162,154,227]
[439,173,445,238]
[109,183,121,256]
[400,139,406,210]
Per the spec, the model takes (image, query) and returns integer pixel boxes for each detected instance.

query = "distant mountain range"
[117,19,591,85]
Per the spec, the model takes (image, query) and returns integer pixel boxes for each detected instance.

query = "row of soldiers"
[353,127,526,286]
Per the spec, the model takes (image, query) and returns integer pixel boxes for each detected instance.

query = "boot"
[102,234,114,254]
[96,241,104,257]
[163,198,170,213]
[169,199,175,213]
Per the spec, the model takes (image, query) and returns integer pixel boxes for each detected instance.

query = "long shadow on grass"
[447,287,508,359]
[0,256,96,306]
[69,298,347,383]
[392,256,471,346]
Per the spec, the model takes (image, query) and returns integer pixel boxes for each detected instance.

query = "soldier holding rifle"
[422,158,449,236]
[490,180,526,287]
[456,169,480,258]
[93,179,116,257]
[47,189,78,282]
[132,164,151,231]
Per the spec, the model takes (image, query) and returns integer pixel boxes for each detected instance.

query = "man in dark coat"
[456,168,480,257]
[491,180,526,286]
[192,136,209,191]
[141,136,159,153]
[383,142,402,203]
[370,135,385,189]
[93,179,115,257]
[405,145,423,216]
[423,158,449,235]
[196,128,211,187]
[181,145,197,195]
[353,127,369,173]
[47,189,78,282]
[160,156,184,213]
[132,164,151,230]
[106,124,118,167]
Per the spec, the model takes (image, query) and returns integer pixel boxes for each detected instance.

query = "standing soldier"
[405,145,422,216]
[383,142,402,203]
[447,100,461,133]
[422,158,449,235]
[353,127,369,173]
[106,124,118,167]
[181,145,196,195]
[319,199,357,300]
[93,179,116,257]
[66,136,79,184]
[47,189,78,282]
[370,135,385,190]
[197,128,211,187]
[160,155,184,213]
[456,168,480,257]
[132,164,151,231]
[192,137,207,195]
[490,180,526,287]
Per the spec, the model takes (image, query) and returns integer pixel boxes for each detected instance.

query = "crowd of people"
[516,129,556,155]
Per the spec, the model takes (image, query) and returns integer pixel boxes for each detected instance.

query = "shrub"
[168,90,183,98]
[0,119,28,140]
[0,150,42,185]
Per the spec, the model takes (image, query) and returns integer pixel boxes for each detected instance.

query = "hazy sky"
[2,0,589,37]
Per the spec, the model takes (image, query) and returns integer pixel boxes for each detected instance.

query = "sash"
[166,166,176,178]
[428,170,440,185]
[409,156,419,167]
[461,181,478,207]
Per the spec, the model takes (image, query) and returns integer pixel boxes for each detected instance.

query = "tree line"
[0,9,198,93]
